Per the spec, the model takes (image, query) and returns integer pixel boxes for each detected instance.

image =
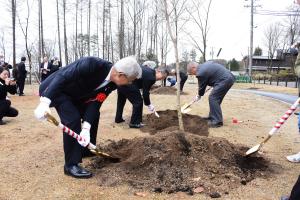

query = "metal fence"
[253,76,299,88]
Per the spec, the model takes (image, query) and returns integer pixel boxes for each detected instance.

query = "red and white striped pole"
[269,98,300,136]
[59,123,97,150]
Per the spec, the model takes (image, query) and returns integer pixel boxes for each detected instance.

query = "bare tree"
[87,0,91,56]
[162,0,188,131]
[264,23,282,72]
[119,0,125,59]
[56,0,62,62]
[186,0,213,62]
[11,0,16,67]
[0,31,6,61]
[18,0,34,83]
[63,0,69,64]
[284,5,300,46]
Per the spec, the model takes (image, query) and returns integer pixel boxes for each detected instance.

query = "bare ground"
[0,83,300,200]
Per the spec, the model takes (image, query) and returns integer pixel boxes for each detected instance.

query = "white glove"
[193,95,201,102]
[78,121,91,147]
[34,97,51,120]
[147,104,155,113]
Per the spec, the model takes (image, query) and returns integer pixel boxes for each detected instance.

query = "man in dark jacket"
[34,56,141,179]
[187,61,235,128]
[17,57,27,96]
[115,66,169,128]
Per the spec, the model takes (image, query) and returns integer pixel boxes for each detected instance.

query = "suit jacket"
[196,61,235,96]
[17,61,27,79]
[39,57,116,123]
[133,66,156,106]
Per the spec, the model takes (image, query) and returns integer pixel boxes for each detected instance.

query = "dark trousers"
[17,78,25,94]
[208,77,234,123]
[180,75,188,92]
[0,100,18,120]
[53,95,99,166]
[289,175,300,200]
[115,85,143,124]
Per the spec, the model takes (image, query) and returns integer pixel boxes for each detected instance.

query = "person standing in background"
[17,57,27,96]
[40,56,52,82]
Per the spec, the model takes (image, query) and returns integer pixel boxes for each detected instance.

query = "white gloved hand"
[34,97,51,120]
[193,95,201,102]
[147,104,155,113]
[78,121,91,147]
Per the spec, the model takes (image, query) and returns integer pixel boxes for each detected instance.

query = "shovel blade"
[182,108,192,114]
[245,144,261,156]
[181,103,190,112]
[90,149,121,163]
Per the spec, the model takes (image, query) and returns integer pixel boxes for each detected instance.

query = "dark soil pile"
[141,110,209,136]
[151,86,188,95]
[90,131,276,197]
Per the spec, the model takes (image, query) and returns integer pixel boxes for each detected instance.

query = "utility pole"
[245,0,260,79]
[249,0,253,79]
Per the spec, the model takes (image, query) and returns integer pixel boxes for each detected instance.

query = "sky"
[0,0,297,65]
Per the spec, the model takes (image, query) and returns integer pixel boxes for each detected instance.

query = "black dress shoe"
[19,94,25,96]
[64,165,93,179]
[208,121,223,128]
[115,118,125,123]
[129,123,144,128]
[0,120,6,125]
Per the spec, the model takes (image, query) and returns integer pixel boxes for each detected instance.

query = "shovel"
[45,113,120,162]
[245,98,300,156]
[181,87,212,114]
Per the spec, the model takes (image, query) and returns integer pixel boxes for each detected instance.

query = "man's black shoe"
[129,123,144,128]
[64,165,93,179]
[0,120,6,125]
[208,121,223,128]
[115,118,125,123]
[19,94,25,96]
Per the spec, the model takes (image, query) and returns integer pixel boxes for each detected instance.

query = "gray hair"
[114,56,142,79]
[142,61,157,69]
[187,62,198,74]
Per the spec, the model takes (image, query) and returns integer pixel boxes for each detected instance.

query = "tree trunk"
[119,0,125,59]
[40,0,45,57]
[102,0,106,58]
[56,0,62,62]
[75,0,78,59]
[87,0,91,56]
[63,0,68,64]
[12,0,16,68]
[163,0,184,131]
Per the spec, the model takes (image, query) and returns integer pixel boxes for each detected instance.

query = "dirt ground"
[1,82,300,200]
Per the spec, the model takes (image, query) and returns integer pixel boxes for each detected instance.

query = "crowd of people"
[0,55,61,125]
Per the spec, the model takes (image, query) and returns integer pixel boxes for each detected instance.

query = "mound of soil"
[141,110,209,136]
[90,131,276,196]
[151,87,188,95]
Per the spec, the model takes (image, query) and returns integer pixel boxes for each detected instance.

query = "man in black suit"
[115,66,169,128]
[40,56,52,82]
[17,57,27,96]
[34,56,142,179]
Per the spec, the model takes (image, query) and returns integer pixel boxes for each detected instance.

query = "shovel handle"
[45,112,96,151]
[268,98,300,136]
